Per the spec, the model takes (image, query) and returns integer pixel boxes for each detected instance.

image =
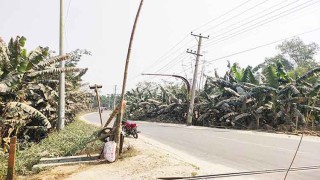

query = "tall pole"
[114,0,144,159]
[186,33,209,126]
[113,85,117,111]
[57,0,65,130]
[95,85,103,127]
[89,85,103,126]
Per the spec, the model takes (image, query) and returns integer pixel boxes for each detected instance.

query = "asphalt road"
[83,112,320,179]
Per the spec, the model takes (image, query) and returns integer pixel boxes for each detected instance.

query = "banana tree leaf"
[6,102,51,129]
[219,112,238,122]
[34,55,70,70]
[296,67,320,83]
[27,67,88,77]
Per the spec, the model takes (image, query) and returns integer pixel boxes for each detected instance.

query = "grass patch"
[119,144,139,160]
[0,117,103,178]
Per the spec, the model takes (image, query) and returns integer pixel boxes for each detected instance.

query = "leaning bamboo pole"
[114,0,144,159]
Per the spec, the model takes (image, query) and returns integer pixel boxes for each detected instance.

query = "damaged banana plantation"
[126,38,320,134]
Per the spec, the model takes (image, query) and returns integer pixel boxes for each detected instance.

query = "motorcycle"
[121,121,139,138]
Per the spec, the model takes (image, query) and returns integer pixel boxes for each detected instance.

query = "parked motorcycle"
[122,121,139,138]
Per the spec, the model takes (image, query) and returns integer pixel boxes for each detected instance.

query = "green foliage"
[278,37,319,68]
[0,36,91,143]
[242,66,258,84]
[0,119,103,177]
[126,38,320,130]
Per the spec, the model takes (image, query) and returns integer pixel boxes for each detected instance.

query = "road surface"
[83,112,320,179]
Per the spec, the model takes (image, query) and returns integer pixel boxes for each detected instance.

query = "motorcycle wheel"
[133,130,138,139]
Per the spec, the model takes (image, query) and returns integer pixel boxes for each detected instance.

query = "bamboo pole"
[114,0,144,159]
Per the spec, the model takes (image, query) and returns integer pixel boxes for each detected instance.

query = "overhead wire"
[192,0,254,32]
[203,0,302,45]
[200,27,320,66]
[148,0,296,77]
[133,0,257,82]
[169,26,320,77]
[128,35,194,81]
[202,0,291,40]
[136,0,320,84]
[146,53,189,81]
[156,0,304,75]
[201,0,272,34]
[140,34,189,71]
[64,0,72,51]
[203,0,320,48]
[156,53,190,74]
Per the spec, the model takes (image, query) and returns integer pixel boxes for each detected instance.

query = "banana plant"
[0,36,90,143]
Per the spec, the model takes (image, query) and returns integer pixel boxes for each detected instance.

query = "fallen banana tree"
[125,62,320,133]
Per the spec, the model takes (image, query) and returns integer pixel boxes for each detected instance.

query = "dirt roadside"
[20,134,250,180]
[18,114,249,180]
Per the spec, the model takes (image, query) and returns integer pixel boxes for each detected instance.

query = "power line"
[65,0,72,22]
[201,0,272,34]
[284,134,304,180]
[192,0,254,32]
[204,0,301,45]
[157,53,189,74]
[175,26,320,74]
[128,35,194,81]
[141,34,189,71]
[203,0,290,38]
[64,0,72,51]
[145,0,306,77]
[131,0,257,82]
[140,1,320,82]
[204,27,320,65]
[147,52,188,81]
[204,0,320,48]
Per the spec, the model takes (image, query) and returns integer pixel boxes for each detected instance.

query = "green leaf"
[231,63,243,81]
[264,65,278,88]
[19,36,27,47]
[18,61,28,73]
[242,66,258,84]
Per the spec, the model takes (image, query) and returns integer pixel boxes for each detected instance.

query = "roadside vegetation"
[126,38,320,134]
[0,119,102,178]
[0,36,95,177]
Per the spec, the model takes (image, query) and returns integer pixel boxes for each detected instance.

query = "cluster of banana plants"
[126,81,189,123]
[126,61,320,132]
[0,36,90,145]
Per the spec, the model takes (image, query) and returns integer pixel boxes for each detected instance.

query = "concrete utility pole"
[186,33,209,126]
[89,84,103,127]
[57,0,65,130]
[113,85,117,111]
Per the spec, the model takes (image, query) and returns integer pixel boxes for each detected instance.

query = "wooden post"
[95,85,103,127]
[295,116,299,132]
[89,84,103,127]
[119,133,124,155]
[7,136,17,180]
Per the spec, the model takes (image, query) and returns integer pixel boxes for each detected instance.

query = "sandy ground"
[19,134,251,180]
[18,114,251,180]
[19,137,198,180]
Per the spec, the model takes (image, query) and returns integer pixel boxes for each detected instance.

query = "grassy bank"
[0,116,103,178]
